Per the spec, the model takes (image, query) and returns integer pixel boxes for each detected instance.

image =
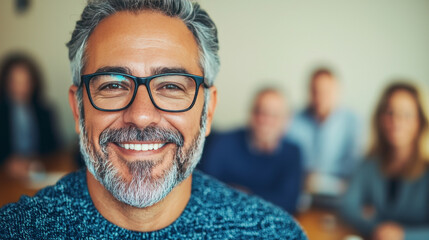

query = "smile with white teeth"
[118,143,166,151]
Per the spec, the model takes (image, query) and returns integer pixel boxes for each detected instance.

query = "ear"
[204,86,217,136]
[68,85,81,134]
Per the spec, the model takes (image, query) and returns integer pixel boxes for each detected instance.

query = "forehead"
[389,90,417,107]
[312,74,336,86]
[84,11,201,75]
[255,92,285,109]
[9,65,31,79]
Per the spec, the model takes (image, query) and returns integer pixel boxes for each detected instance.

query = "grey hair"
[66,0,220,87]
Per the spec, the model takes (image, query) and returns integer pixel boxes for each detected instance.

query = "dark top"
[0,169,307,239]
[199,128,303,214]
[0,101,60,165]
[341,159,429,240]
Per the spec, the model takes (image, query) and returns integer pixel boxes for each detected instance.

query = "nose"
[122,85,162,128]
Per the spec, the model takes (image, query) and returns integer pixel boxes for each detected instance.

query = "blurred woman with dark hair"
[341,82,429,240]
[0,52,61,178]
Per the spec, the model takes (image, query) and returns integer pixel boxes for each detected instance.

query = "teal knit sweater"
[0,169,306,239]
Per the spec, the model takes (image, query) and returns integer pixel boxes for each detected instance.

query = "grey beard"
[78,110,207,208]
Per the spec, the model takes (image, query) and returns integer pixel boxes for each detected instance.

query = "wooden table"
[0,151,78,207]
[295,208,363,240]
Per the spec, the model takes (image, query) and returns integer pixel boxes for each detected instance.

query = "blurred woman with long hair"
[0,52,61,178]
[341,82,429,240]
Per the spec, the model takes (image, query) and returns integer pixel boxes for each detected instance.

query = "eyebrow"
[95,66,131,75]
[93,66,191,76]
[95,66,132,75]
[152,67,190,75]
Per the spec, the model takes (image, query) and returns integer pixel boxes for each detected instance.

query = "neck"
[87,170,192,232]
[252,136,279,153]
[387,145,415,174]
[9,98,30,105]
[314,109,331,122]
[8,94,31,105]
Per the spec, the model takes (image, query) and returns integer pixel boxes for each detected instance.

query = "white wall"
[1,0,428,144]
[0,0,86,143]
[199,0,429,131]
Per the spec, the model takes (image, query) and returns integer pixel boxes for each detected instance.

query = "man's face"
[69,11,216,208]
[250,91,288,144]
[310,74,338,117]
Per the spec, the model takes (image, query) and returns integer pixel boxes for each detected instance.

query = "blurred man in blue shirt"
[286,68,363,206]
[200,88,303,214]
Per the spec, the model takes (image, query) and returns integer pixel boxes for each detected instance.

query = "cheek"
[163,100,204,147]
[382,116,419,144]
[164,112,199,147]
[380,117,395,143]
[393,118,417,135]
[406,119,420,140]
[83,98,121,149]
[381,116,392,130]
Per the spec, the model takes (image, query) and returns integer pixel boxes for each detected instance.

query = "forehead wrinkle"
[124,37,200,71]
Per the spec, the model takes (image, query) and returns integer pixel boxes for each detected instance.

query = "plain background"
[1,0,428,146]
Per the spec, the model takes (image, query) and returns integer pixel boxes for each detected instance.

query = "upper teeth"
[119,143,165,151]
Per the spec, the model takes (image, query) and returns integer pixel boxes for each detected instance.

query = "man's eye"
[100,82,128,90]
[162,84,183,91]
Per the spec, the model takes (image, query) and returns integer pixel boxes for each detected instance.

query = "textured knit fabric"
[341,159,429,240]
[198,128,303,214]
[0,169,307,239]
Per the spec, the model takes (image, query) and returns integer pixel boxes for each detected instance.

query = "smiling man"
[0,0,306,239]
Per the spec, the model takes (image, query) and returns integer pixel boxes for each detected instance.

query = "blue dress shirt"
[286,108,363,178]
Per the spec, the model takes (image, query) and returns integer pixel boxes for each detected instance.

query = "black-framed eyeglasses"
[81,72,208,112]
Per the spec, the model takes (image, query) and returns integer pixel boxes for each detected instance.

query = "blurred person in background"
[199,87,303,214]
[341,82,429,240]
[0,53,61,179]
[286,68,362,207]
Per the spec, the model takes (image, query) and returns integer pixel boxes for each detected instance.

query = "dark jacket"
[198,128,303,214]
[0,101,60,165]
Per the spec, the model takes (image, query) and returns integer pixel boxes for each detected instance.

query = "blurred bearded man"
[0,0,306,239]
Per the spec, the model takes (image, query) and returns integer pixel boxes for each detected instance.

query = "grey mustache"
[99,126,184,147]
